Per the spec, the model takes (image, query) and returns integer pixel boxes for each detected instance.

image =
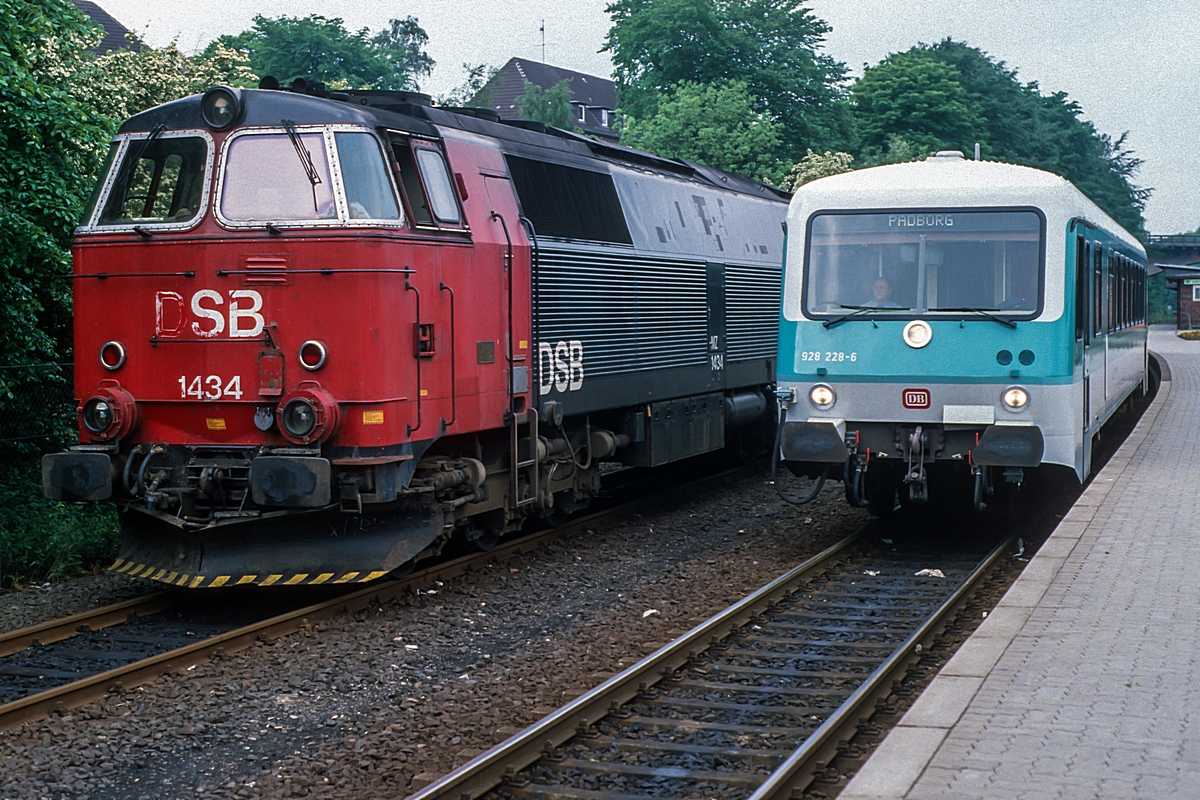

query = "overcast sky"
[100,0,1199,233]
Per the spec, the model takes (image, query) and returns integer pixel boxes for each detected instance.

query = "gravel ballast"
[0,469,869,800]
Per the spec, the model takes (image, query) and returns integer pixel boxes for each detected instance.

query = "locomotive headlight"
[809,384,836,409]
[281,399,317,437]
[1002,386,1029,410]
[79,386,137,441]
[82,398,114,433]
[276,385,340,445]
[201,87,241,129]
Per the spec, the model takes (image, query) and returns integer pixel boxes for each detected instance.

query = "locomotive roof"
[119,87,788,204]
[792,154,1144,255]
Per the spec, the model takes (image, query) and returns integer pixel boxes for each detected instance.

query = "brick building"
[1161,263,1200,329]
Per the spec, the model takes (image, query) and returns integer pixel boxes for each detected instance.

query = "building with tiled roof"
[477,57,618,141]
[72,1,140,55]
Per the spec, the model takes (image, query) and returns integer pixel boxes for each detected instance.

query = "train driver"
[866,277,902,308]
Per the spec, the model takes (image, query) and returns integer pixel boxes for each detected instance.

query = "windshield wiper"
[935,307,1017,329]
[282,119,322,212]
[822,304,911,329]
[113,123,166,214]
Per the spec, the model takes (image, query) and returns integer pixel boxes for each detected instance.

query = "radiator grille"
[535,249,708,377]
[726,263,780,361]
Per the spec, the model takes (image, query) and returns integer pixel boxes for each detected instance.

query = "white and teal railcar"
[776,151,1148,512]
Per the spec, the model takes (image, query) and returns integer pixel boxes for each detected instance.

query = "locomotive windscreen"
[505,156,632,244]
[803,209,1044,317]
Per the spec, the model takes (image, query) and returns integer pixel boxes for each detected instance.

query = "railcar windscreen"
[804,210,1043,317]
[221,132,336,221]
[97,136,207,226]
[335,132,401,220]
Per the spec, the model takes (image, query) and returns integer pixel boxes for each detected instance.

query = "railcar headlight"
[809,384,836,409]
[82,398,114,433]
[281,399,317,437]
[201,86,241,129]
[1002,386,1029,410]
[902,320,933,349]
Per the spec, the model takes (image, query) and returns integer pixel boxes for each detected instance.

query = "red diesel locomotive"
[43,82,788,587]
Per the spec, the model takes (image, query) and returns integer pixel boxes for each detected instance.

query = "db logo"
[902,388,931,409]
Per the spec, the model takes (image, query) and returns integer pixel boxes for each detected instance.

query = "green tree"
[207,14,433,90]
[517,78,576,129]
[370,16,435,90]
[784,149,855,189]
[852,51,985,159]
[604,0,851,155]
[622,80,785,184]
[850,40,1148,234]
[0,0,111,366]
[71,42,256,122]
[438,62,499,108]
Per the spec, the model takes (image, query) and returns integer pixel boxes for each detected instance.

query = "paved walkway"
[841,328,1200,799]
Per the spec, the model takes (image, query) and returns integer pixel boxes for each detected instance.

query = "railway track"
[407,523,1020,800]
[0,466,747,731]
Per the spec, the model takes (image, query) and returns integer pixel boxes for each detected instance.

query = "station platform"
[841,327,1199,799]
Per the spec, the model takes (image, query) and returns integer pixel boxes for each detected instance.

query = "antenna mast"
[540,20,546,62]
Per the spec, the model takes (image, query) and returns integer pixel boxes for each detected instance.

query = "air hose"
[771,403,827,505]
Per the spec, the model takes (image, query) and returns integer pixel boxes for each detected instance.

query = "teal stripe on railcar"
[777,315,1074,385]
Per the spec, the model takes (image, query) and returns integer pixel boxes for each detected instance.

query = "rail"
[406,528,1017,800]
[0,467,747,731]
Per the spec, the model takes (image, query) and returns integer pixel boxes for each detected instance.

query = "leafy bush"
[0,463,119,589]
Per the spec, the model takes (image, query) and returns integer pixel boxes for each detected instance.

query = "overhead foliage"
[604,0,851,155]
[517,78,577,130]
[852,51,985,159]
[207,14,433,91]
[71,42,256,123]
[622,80,785,184]
[784,149,856,190]
[438,62,499,108]
[0,0,109,365]
[850,40,1149,234]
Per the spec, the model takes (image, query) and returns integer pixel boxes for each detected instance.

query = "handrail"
[406,279,422,436]
[439,281,456,429]
[491,210,515,407]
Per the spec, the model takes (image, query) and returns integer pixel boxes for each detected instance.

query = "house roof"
[73,1,140,55]
[479,57,618,141]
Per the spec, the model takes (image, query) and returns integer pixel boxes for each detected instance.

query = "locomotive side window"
[80,143,119,227]
[97,136,208,226]
[220,132,336,222]
[390,139,429,226]
[803,210,1043,318]
[414,148,462,224]
[334,132,400,220]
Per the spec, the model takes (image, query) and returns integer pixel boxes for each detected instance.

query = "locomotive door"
[481,174,532,411]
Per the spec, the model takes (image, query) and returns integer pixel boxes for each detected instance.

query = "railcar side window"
[97,136,208,226]
[221,132,335,222]
[803,210,1043,317]
[334,132,400,220]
